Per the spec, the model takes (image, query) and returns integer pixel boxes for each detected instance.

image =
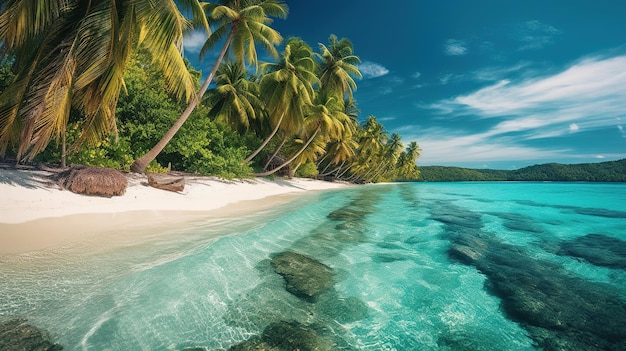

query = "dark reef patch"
[0,319,63,351]
[515,199,626,219]
[430,201,483,231]
[228,320,337,351]
[270,251,335,302]
[487,212,544,234]
[557,233,626,269]
[448,230,626,350]
[432,200,626,350]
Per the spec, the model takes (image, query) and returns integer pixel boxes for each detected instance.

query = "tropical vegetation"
[418,159,626,182]
[0,0,421,182]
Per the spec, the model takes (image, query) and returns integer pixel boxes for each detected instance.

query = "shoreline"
[0,169,349,254]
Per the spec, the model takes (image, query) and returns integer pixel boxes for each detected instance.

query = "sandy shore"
[0,169,348,254]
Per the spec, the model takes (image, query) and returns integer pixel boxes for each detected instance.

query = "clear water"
[1,182,625,350]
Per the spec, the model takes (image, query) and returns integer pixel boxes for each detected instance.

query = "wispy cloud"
[450,55,626,122]
[400,127,569,166]
[444,39,468,56]
[359,61,389,78]
[415,54,626,165]
[471,62,531,82]
[184,30,208,53]
[439,73,454,85]
[412,72,422,79]
[618,125,626,138]
[516,20,561,51]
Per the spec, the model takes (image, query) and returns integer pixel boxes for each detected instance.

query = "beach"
[0,168,348,254]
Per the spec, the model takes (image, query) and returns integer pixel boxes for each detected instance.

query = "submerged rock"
[448,230,626,350]
[487,212,544,234]
[0,319,63,351]
[317,294,369,324]
[432,200,626,350]
[228,321,335,351]
[327,208,369,221]
[558,233,626,269]
[271,251,335,302]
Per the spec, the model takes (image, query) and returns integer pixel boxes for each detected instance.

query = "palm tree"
[0,0,208,161]
[204,60,260,132]
[370,132,403,181]
[244,37,318,163]
[317,34,362,99]
[396,141,421,180]
[131,0,287,173]
[256,88,348,176]
[317,129,357,176]
[346,115,388,182]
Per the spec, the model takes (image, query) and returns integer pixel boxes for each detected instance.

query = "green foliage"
[164,114,254,178]
[32,51,256,178]
[418,159,626,182]
[418,166,508,181]
[295,162,319,178]
[508,159,626,181]
[0,55,14,93]
[36,123,134,170]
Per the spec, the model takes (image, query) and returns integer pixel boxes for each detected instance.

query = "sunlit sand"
[0,169,348,254]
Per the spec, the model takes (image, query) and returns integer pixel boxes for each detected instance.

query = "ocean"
[1,182,625,350]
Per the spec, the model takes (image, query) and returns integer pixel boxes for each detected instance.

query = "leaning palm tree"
[244,37,318,163]
[204,60,261,132]
[130,0,287,173]
[256,88,347,176]
[0,0,208,161]
[317,34,362,99]
[318,130,358,176]
[396,141,421,180]
[369,132,403,181]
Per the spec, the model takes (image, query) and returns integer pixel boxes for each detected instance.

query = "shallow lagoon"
[1,182,625,350]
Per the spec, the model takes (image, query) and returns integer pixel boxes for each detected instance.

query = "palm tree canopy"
[317,34,362,99]
[200,0,287,71]
[205,60,260,131]
[259,37,318,134]
[0,0,207,160]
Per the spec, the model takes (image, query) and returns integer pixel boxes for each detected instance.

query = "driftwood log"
[147,174,185,192]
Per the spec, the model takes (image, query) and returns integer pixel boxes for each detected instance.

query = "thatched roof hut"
[55,165,127,197]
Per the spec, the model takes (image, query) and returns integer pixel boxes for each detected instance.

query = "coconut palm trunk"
[262,134,287,170]
[255,126,320,176]
[130,30,235,173]
[244,111,285,163]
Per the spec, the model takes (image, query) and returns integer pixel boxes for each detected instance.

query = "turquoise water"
[1,182,625,350]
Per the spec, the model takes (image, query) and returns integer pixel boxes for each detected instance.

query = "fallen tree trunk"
[147,174,185,192]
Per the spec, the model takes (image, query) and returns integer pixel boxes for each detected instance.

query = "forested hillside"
[418,159,626,182]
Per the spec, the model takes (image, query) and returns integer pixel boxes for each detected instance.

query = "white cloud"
[412,72,422,79]
[413,54,626,165]
[184,30,208,53]
[400,127,569,166]
[380,87,393,95]
[471,62,530,82]
[516,20,561,51]
[446,55,626,126]
[444,39,468,56]
[440,73,453,85]
[359,61,389,78]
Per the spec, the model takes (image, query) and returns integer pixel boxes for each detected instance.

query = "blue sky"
[184,0,626,169]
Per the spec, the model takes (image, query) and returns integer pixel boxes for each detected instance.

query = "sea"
[1,182,625,350]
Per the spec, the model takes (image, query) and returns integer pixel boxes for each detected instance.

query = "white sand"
[0,169,348,254]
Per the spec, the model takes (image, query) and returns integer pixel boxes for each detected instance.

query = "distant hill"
[418,158,626,182]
